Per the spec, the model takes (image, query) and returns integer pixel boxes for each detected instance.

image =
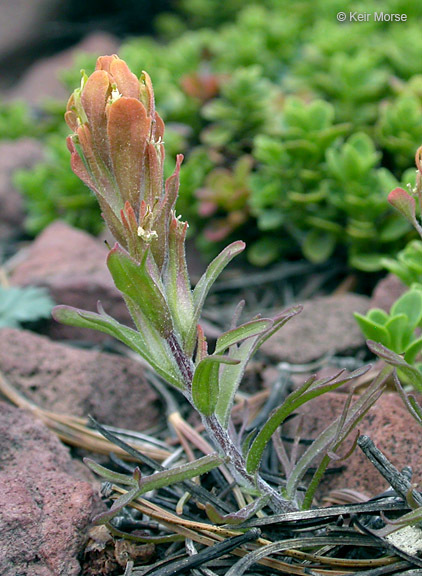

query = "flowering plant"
[54,56,381,519]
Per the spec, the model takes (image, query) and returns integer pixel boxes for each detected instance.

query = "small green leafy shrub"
[0,101,38,140]
[0,285,54,328]
[9,0,422,267]
[355,286,422,369]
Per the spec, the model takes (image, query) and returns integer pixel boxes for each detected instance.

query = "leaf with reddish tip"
[165,212,194,342]
[109,56,140,98]
[154,111,165,141]
[388,188,417,226]
[107,97,151,208]
[139,71,155,117]
[67,135,97,193]
[151,155,183,272]
[81,70,112,168]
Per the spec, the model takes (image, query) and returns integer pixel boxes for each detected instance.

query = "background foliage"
[6,0,422,270]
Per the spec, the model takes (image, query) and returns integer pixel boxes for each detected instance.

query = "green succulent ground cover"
[6,0,422,270]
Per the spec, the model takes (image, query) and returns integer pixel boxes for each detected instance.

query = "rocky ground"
[1,7,421,575]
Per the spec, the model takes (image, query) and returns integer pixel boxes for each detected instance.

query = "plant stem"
[204,414,298,514]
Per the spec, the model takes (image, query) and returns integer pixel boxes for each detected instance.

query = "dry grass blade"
[0,369,171,461]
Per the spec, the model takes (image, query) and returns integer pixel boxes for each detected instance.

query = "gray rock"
[0,401,100,576]
[261,293,370,364]
[0,327,161,431]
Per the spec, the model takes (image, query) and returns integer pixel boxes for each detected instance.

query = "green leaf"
[53,303,185,389]
[246,366,369,474]
[379,217,411,242]
[405,336,422,365]
[354,312,391,347]
[215,306,302,428]
[185,241,245,355]
[192,355,239,416]
[84,458,139,487]
[367,309,389,325]
[107,244,173,338]
[384,314,410,352]
[302,229,336,263]
[94,485,142,525]
[0,286,54,328]
[391,290,422,330]
[284,366,387,502]
[215,318,273,354]
[205,496,269,525]
[349,253,385,272]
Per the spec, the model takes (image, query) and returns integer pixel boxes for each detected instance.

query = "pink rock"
[0,401,100,576]
[370,273,407,313]
[290,391,422,501]
[0,327,161,431]
[261,294,370,364]
[9,220,132,341]
[5,32,120,104]
[0,138,44,239]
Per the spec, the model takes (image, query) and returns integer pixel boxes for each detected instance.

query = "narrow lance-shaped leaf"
[107,244,173,338]
[151,154,183,272]
[246,365,370,474]
[52,303,185,389]
[367,340,422,392]
[215,306,302,428]
[84,458,140,487]
[284,365,390,503]
[192,355,240,416]
[164,210,194,343]
[184,241,245,356]
[93,453,225,524]
[95,485,142,525]
[205,495,270,525]
[214,318,273,355]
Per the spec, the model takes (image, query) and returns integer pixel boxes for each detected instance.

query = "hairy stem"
[204,414,298,514]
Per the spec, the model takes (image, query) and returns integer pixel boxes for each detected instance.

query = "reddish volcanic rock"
[290,390,422,501]
[9,221,132,341]
[0,327,161,431]
[0,402,100,576]
[261,293,370,364]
